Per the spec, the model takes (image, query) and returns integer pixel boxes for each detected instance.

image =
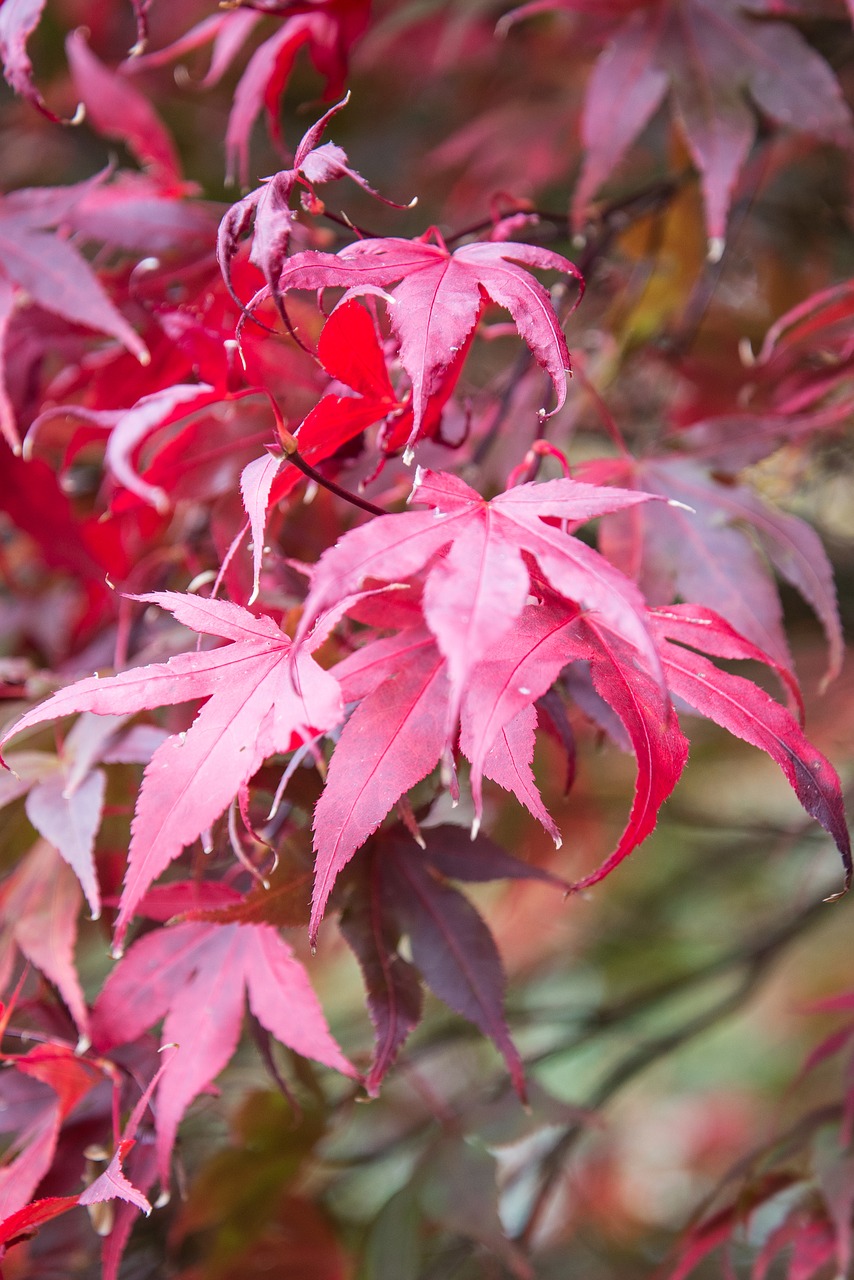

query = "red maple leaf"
[292,297,469,456]
[463,594,850,896]
[0,1053,170,1273]
[36,383,232,514]
[311,624,451,935]
[28,273,293,519]
[0,593,343,952]
[0,1043,103,1220]
[239,299,469,598]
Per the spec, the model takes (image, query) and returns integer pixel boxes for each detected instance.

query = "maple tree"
[0,0,853,1276]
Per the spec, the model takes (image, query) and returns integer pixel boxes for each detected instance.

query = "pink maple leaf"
[296,468,662,750]
[0,177,150,450]
[581,454,844,687]
[0,593,343,952]
[0,0,57,121]
[461,596,689,886]
[265,230,582,456]
[649,607,852,896]
[91,919,355,1183]
[0,841,90,1039]
[66,31,187,196]
[0,712,163,920]
[219,95,408,317]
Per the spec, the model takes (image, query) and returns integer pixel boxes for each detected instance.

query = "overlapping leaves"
[257,230,581,455]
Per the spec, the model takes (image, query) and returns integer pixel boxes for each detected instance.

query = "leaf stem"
[285,448,387,518]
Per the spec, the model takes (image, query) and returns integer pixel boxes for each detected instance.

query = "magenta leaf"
[133,3,370,184]
[0,841,89,1038]
[472,705,562,846]
[566,613,689,891]
[647,605,804,716]
[298,470,662,755]
[0,0,56,121]
[24,769,105,921]
[99,1137,158,1280]
[79,1140,150,1216]
[462,596,687,890]
[568,0,854,246]
[219,95,405,312]
[304,474,676,932]
[66,32,185,193]
[240,451,283,603]
[0,175,156,448]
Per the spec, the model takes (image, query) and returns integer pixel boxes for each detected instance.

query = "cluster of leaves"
[0,0,852,1276]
